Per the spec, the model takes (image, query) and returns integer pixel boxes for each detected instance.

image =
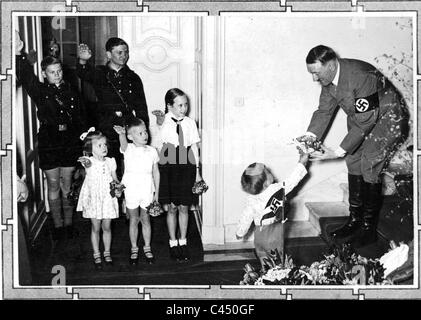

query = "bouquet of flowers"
[146,201,164,217]
[240,244,390,286]
[293,135,323,154]
[110,181,125,198]
[192,180,209,195]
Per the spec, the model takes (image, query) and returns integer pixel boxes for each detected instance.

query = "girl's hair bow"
[80,127,95,141]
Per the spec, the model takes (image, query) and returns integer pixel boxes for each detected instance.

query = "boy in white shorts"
[114,118,160,265]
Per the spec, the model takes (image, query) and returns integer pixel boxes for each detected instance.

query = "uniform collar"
[106,62,130,77]
[332,59,340,86]
[167,111,185,122]
[46,81,67,90]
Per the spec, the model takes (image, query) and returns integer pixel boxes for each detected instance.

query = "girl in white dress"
[77,128,120,269]
[114,118,160,265]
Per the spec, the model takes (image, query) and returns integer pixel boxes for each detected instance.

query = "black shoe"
[169,245,181,261]
[330,174,364,242]
[103,251,113,266]
[93,253,103,270]
[130,247,139,265]
[352,226,378,248]
[52,226,65,242]
[178,244,190,262]
[65,226,74,239]
[330,219,362,244]
[143,247,155,264]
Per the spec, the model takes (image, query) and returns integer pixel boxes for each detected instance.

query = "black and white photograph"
[0,0,419,301]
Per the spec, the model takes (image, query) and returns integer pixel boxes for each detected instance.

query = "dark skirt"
[158,164,197,206]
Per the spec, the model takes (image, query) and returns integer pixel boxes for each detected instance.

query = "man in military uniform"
[298,45,409,247]
[77,37,149,177]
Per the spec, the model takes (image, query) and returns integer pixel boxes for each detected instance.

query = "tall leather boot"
[329,174,364,243]
[352,181,383,248]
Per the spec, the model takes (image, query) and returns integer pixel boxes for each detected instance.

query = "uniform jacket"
[307,58,403,154]
[16,54,86,149]
[77,62,149,138]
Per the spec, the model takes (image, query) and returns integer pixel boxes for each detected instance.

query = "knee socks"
[61,197,74,227]
[49,198,63,228]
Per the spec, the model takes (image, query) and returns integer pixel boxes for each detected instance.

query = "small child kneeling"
[236,153,309,270]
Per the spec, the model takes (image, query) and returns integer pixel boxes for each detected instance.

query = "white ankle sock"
[178,238,187,246]
[169,239,178,247]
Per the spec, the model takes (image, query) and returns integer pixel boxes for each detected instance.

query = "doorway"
[118,16,204,235]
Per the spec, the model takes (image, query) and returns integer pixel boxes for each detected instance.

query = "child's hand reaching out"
[152,110,165,126]
[78,156,92,168]
[113,125,126,135]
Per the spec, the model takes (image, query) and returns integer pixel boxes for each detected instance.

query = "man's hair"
[41,56,62,71]
[241,163,270,195]
[105,37,129,52]
[306,45,338,65]
[126,117,146,133]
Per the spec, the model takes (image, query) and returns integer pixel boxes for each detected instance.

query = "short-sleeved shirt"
[121,144,159,186]
[159,112,200,148]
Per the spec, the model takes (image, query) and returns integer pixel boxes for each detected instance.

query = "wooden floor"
[26,194,413,286]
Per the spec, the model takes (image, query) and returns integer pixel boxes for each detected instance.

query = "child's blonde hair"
[241,163,272,195]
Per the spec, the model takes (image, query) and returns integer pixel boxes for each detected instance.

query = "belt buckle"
[58,124,67,131]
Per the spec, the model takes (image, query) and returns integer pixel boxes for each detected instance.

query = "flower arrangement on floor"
[240,244,396,286]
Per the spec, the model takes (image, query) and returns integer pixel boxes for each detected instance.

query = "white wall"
[216,16,413,242]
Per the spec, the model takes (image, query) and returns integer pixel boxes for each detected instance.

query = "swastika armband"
[260,187,286,225]
[354,92,379,113]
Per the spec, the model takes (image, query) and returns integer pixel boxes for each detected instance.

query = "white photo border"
[1,0,420,300]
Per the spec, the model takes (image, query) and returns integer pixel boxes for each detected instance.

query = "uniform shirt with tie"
[158,111,200,149]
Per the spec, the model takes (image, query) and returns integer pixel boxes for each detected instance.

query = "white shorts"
[122,175,154,210]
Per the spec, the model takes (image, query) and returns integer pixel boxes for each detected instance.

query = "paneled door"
[118,16,201,147]
[118,16,204,234]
